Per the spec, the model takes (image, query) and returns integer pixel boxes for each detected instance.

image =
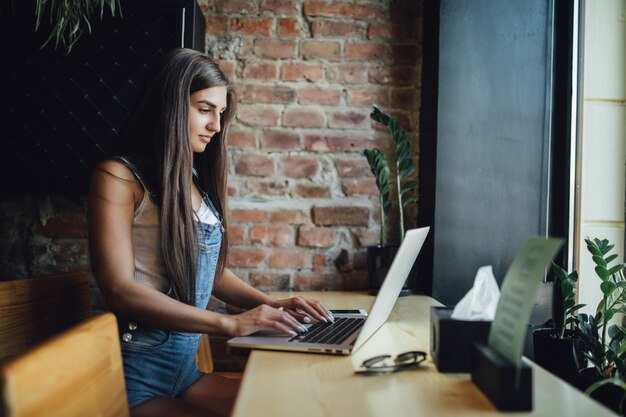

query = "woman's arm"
[213,268,334,323]
[88,160,305,336]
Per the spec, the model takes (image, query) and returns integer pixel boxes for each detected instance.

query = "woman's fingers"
[234,305,307,337]
[282,297,334,323]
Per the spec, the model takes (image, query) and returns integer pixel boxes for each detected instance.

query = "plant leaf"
[595,265,610,281]
[592,255,607,268]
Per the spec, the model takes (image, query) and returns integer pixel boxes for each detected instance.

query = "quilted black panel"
[0,0,205,194]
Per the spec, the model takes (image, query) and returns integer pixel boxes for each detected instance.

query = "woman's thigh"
[131,396,218,417]
[179,373,241,417]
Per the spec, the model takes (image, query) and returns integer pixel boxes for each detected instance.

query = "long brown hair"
[119,48,235,305]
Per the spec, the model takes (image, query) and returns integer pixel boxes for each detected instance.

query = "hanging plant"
[34,0,122,53]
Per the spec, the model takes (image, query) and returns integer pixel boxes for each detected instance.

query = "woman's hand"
[270,296,334,324]
[224,304,309,337]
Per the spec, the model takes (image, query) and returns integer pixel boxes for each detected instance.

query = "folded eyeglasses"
[355,350,427,375]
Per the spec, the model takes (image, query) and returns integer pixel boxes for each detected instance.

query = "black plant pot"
[532,328,584,387]
[578,367,625,415]
[366,246,414,296]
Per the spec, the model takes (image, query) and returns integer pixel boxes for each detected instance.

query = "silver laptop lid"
[351,226,430,352]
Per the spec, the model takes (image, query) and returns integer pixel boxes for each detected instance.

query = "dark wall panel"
[0,0,205,195]
[431,0,553,305]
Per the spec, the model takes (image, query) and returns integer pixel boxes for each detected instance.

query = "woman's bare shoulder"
[94,158,137,182]
[90,158,143,205]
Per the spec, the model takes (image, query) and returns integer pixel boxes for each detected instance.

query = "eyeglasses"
[355,351,427,375]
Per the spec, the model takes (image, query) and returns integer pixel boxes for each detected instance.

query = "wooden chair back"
[0,271,92,363]
[1,312,129,417]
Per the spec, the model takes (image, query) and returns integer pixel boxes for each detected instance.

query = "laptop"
[228,227,430,355]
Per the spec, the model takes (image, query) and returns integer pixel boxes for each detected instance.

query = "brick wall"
[201,0,423,294]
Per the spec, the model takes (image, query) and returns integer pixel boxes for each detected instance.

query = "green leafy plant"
[362,105,418,246]
[552,262,585,339]
[576,238,626,412]
[34,0,122,53]
[362,148,392,247]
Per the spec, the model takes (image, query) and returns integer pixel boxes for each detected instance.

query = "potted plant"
[532,262,586,386]
[575,238,626,414]
[361,105,418,295]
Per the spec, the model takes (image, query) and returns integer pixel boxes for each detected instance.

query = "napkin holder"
[471,342,532,411]
[430,306,491,373]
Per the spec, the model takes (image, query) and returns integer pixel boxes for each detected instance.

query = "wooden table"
[231,292,616,417]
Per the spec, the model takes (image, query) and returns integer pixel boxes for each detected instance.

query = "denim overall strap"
[119,198,223,408]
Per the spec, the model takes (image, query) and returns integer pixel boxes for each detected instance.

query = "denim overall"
[119,200,223,408]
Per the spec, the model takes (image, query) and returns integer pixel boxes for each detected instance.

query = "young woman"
[88,48,333,417]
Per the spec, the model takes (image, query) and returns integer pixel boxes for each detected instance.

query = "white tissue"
[450,265,500,321]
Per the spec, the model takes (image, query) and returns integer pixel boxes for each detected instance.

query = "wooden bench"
[0,271,92,363]
[1,312,129,417]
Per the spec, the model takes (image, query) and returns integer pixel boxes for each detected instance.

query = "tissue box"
[430,307,491,373]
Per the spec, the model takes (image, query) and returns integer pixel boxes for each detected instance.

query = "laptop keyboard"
[288,317,365,345]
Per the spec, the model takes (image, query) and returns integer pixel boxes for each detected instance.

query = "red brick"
[312,253,327,273]
[353,229,380,248]
[281,63,325,82]
[368,23,411,41]
[342,178,378,197]
[268,210,310,224]
[282,107,325,128]
[345,42,390,62]
[246,180,290,197]
[391,87,420,109]
[280,156,320,178]
[241,62,278,80]
[338,271,368,291]
[250,225,293,247]
[297,87,341,106]
[277,18,302,37]
[238,84,296,104]
[328,109,370,129]
[301,40,341,61]
[312,206,369,226]
[311,21,366,38]
[293,184,330,199]
[234,154,275,176]
[228,226,246,245]
[269,249,311,269]
[297,226,337,248]
[261,130,301,151]
[260,0,299,15]
[216,0,258,14]
[303,1,384,19]
[212,62,232,84]
[369,66,416,85]
[254,39,297,59]
[38,217,87,239]
[334,156,371,177]
[230,17,273,36]
[249,272,291,291]
[304,133,388,152]
[228,183,239,197]
[228,248,266,268]
[326,63,368,84]
[294,273,329,291]
[345,86,390,107]
[237,106,280,127]
[228,130,256,149]
[206,16,228,34]
[231,209,266,223]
